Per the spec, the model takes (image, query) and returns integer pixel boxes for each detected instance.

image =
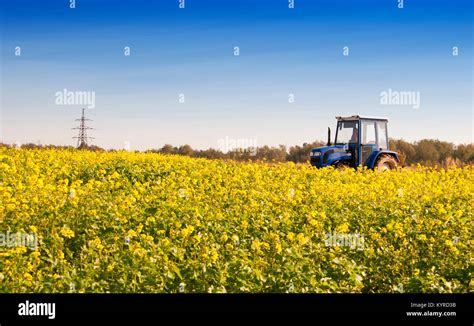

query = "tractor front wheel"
[375,154,398,171]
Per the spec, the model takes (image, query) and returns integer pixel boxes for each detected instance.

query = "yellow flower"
[90,237,104,251]
[127,229,137,238]
[251,239,261,252]
[146,216,156,225]
[180,225,194,238]
[275,242,282,254]
[418,234,427,241]
[336,223,349,233]
[449,246,460,256]
[220,234,228,242]
[60,227,75,239]
[287,232,295,241]
[210,249,219,263]
[14,246,27,254]
[23,272,33,283]
[145,235,154,242]
[296,233,308,246]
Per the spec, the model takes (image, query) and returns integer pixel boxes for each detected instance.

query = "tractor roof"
[336,115,388,122]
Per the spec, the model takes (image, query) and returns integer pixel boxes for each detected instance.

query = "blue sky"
[1,0,472,150]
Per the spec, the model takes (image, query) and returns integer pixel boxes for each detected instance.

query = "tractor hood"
[311,144,346,155]
[310,145,350,168]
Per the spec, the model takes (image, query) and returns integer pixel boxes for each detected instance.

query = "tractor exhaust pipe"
[327,127,331,146]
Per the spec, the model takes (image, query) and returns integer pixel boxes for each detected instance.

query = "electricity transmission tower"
[73,108,94,148]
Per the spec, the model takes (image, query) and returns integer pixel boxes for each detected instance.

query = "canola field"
[0,148,472,293]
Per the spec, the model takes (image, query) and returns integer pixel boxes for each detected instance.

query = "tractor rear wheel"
[375,154,398,171]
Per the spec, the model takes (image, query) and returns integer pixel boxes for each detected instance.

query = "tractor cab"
[310,115,399,170]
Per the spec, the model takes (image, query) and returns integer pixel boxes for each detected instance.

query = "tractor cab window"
[361,121,376,145]
[335,121,358,144]
[376,121,388,150]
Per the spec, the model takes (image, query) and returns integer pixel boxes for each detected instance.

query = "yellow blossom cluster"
[0,148,472,293]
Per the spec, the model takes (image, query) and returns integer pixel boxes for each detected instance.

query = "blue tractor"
[310,115,399,170]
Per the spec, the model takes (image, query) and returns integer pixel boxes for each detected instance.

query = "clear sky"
[1,0,472,150]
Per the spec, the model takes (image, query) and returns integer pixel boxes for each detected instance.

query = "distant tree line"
[0,143,104,152]
[145,141,327,163]
[389,139,474,167]
[147,139,474,166]
[1,139,473,166]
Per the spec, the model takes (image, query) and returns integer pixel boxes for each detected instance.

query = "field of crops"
[0,148,472,293]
